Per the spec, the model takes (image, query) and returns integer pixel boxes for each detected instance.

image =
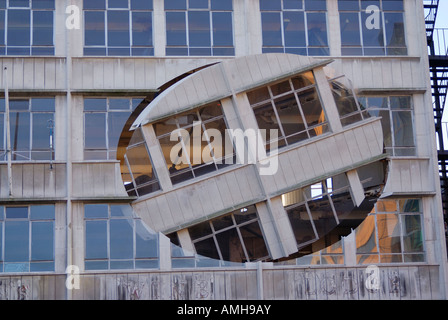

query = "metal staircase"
[424,1,448,234]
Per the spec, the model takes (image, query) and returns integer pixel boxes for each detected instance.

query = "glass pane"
[211,0,232,10]
[30,205,54,220]
[355,215,378,254]
[110,219,133,259]
[166,12,186,46]
[253,102,282,143]
[83,0,105,9]
[10,99,29,111]
[32,113,53,150]
[158,134,190,173]
[189,0,208,9]
[284,0,302,9]
[392,111,414,147]
[84,99,107,112]
[188,11,210,47]
[212,12,233,46]
[307,195,338,237]
[7,10,30,46]
[390,96,411,109]
[384,12,405,49]
[33,11,53,45]
[109,0,128,8]
[85,220,107,259]
[6,206,28,219]
[31,221,53,261]
[330,80,359,116]
[305,0,326,10]
[10,0,29,6]
[132,11,152,46]
[108,11,130,47]
[261,12,282,46]
[31,98,55,112]
[32,0,54,9]
[203,117,232,161]
[188,222,212,240]
[131,0,152,10]
[337,0,360,11]
[382,0,404,11]
[108,111,130,151]
[376,200,397,212]
[5,221,29,262]
[30,262,54,271]
[270,80,292,96]
[135,220,158,258]
[126,144,156,185]
[110,260,133,269]
[194,237,220,260]
[84,204,108,219]
[216,228,246,262]
[274,93,306,137]
[259,0,281,11]
[212,214,234,231]
[368,109,391,148]
[399,199,420,213]
[401,215,423,253]
[377,214,401,253]
[340,12,361,46]
[361,11,383,47]
[239,221,268,261]
[297,87,324,127]
[85,11,105,46]
[287,204,317,246]
[0,10,4,45]
[307,12,328,47]
[85,113,106,149]
[283,11,306,47]
[292,72,315,89]
[247,87,270,105]
[164,0,186,10]
[85,260,108,270]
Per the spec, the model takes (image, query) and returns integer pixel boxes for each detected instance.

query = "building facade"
[0,0,445,300]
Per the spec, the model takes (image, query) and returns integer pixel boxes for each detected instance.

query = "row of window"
[0,0,407,57]
[0,195,425,273]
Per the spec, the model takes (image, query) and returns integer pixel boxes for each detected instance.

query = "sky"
[436,0,448,28]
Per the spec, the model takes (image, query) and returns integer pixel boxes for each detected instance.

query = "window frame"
[164,0,235,56]
[0,204,55,273]
[83,0,154,56]
[338,0,407,56]
[0,0,55,56]
[84,203,160,271]
[260,0,329,56]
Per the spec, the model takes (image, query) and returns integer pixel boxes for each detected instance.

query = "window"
[0,0,54,55]
[356,199,424,264]
[165,0,234,56]
[84,0,154,56]
[122,127,161,197]
[83,97,141,160]
[185,205,269,263]
[338,0,407,55]
[84,204,159,270]
[359,96,415,156]
[247,71,328,151]
[260,0,329,56]
[0,205,55,272]
[154,101,236,185]
[329,75,369,127]
[0,98,55,161]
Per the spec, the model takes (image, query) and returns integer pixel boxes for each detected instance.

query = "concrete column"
[140,124,173,192]
[153,0,166,57]
[313,67,343,133]
[327,0,341,57]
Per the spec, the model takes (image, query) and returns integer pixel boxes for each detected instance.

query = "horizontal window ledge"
[333,56,421,61]
[0,198,67,204]
[379,191,437,198]
[72,196,137,203]
[71,89,159,97]
[357,87,427,95]
[0,90,67,97]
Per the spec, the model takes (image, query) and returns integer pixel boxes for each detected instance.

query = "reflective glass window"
[260,0,329,56]
[84,0,153,56]
[165,0,234,56]
[84,97,142,160]
[338,0,406,56]
[0,205,55,273]
[84,204,159,270]
[0,98,55,161]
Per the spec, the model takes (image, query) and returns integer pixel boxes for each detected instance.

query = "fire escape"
[425,0,448,230]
